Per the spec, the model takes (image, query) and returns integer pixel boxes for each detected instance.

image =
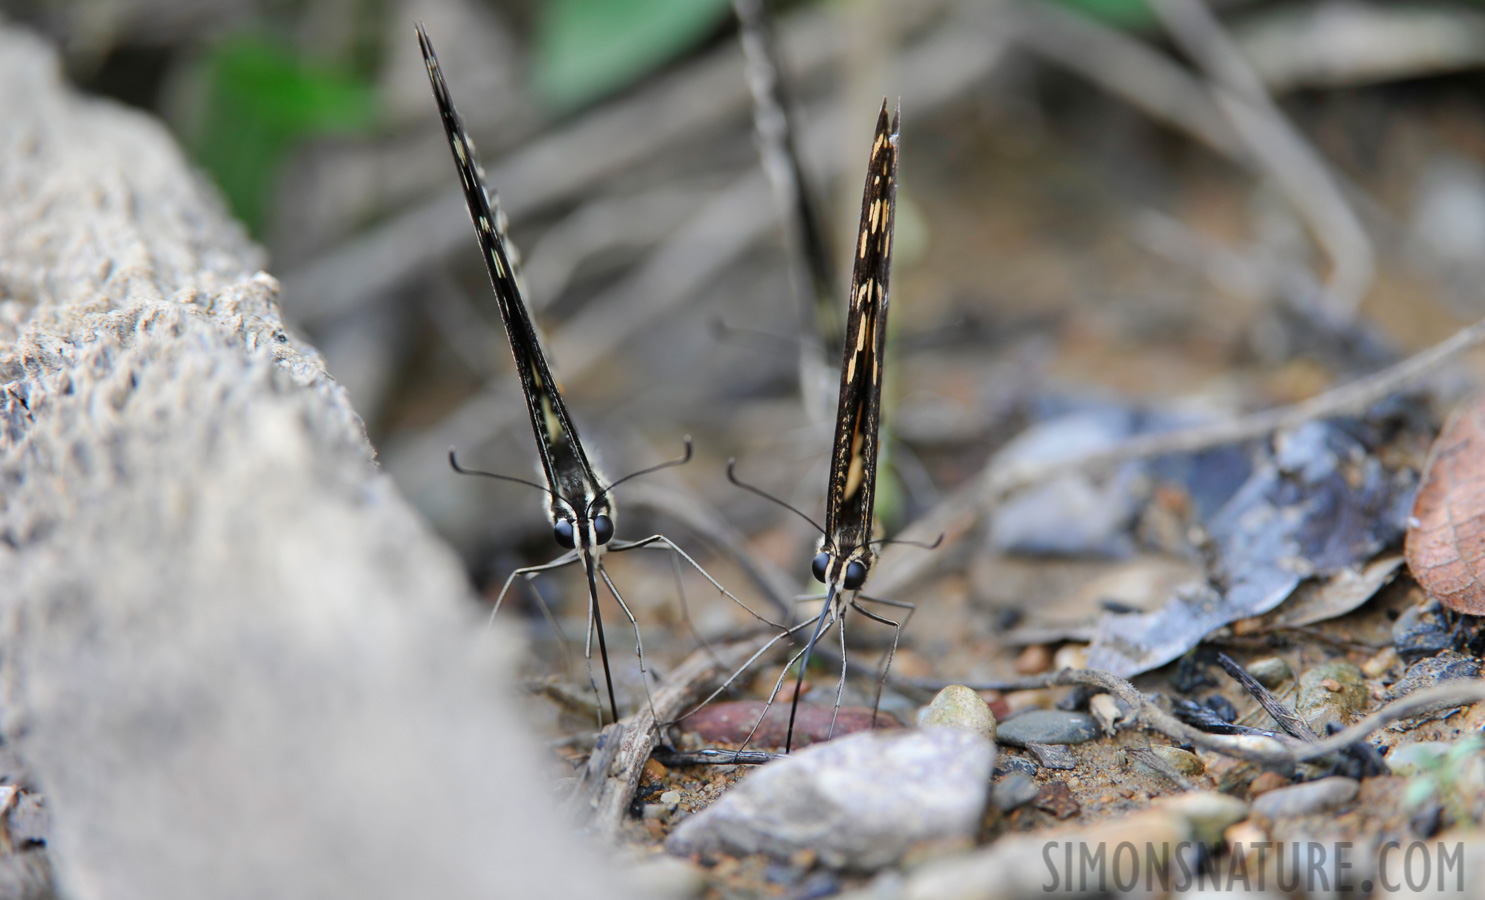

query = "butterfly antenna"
[870,533,944,551]
[449,448,559,500]
[726,459,825,535]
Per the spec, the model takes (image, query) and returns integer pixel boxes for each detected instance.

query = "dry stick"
[869,314,1485,599]
[281,1,955,327]
[571,632,776,839]
[902,669,1485,768]
[1148,0,1374,324]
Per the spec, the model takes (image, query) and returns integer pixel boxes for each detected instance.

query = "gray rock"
[996,710,1101,747]
[918,685,997,740]
[1247,656,1294,689]
[992,774,1039,812]
[1386,652,1481,712]
[1251,777,1359,820]
[1025,742,1078,769]
[665,728,994,871]
[1296,661,1369,732]
[0,29,613,900]
[1159,791,1249,845]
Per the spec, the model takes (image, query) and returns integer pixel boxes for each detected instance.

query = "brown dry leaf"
[1406,399,1485,613]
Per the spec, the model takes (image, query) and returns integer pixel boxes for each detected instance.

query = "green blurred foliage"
[1045,0,1156,29]
[533,0,733,112]
[190,35,377,234]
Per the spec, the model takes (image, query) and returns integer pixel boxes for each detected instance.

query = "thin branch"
[899,669,1485,768]
[869,314,1485,598]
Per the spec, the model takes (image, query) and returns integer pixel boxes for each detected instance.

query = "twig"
[1148,0,1374,324]
[869,314,1485,598]
[898,669,1485,769]
[570,632,777,840]
[281,1,955,328]
[1215,652,1318,742]
[1126,742,1197,792]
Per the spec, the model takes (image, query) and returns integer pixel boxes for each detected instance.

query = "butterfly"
[709,101,909,753]
[417,24,742,725]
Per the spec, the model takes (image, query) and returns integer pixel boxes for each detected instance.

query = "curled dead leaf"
[1406,400,1485,613]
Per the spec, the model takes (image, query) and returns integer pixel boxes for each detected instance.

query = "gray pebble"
[1393,598,1452,663]
[994,756,1039,779]
[1296,662,1369,732]
[992,774,1040,812]
[918,685,997,741]
[1251,777,1359,821]
[1142,746,1204,777]
[1247,656,1294,689]
[664,728,994,871]
[996,710,1101,747]
[1025,742,1078,770]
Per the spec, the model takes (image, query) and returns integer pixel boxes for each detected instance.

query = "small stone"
[992,774,1040,812]
[1033,781,1080,819]
[1296,662,1369,732]
[1015,644,1052,675]
[1146,746,1204,777]
[659,790,682,807]
[996,710,1101,747]
[1158,791,1249,845]
[664,728,994,870]
[1053,643,1087,670]
[1250,777,1359,821]
[918,685,997,741]
[1362,646,1400,678]
[994,755,1038,778]
[1248,771,1289,797]
[1247,657,1293,689]
[1025,742,1077,770]
[1393,598,1453,663]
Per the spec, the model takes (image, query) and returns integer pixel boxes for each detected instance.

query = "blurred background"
[14,0,1485,722]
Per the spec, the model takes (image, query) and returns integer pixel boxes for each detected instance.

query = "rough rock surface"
[0,26,612,900]
[665,728,994,871]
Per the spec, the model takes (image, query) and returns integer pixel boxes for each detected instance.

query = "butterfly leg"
[597,564,660,725]
[853,593,916,729]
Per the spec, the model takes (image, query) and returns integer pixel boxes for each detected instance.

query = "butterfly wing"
[823,102,899,562]
[417,26,606,519]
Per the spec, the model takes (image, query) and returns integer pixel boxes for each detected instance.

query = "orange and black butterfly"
[417,25,740,725]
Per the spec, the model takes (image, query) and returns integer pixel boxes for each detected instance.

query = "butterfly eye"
[593,515,614,545]
[553,519,576,549]
[844,560,868,590]
[811,552,830,584]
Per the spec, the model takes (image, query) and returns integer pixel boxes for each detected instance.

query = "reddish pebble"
[1249,771,1289,798]
[685,700,901,749]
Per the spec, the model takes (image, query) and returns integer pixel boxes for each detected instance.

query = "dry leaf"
[1406,400,1485,613]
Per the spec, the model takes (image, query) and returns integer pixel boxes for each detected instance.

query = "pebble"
[1033,781,1080,819]
[1147,746,1204,777]
[1385,739,1485,799]
[918,685,997,741]
[992,774,1040,812]
[686,700,897,749]
[1053,643,1087,670]
[1247,656,1293,689]
[994,755,1038,779]
[664,727,994,871]
[1362,645,1401,678]
[1393,598,1453,663]
[996,709,1101,747]
[1014,644,1052,675]
[1248,771,1289,797]
[1250,777,1359,821]
[1295,662,1369,732]
[1025,742,1077,770]
[621,855,707,900]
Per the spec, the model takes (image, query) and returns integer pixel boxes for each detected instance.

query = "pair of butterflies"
[417,25,899,753]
